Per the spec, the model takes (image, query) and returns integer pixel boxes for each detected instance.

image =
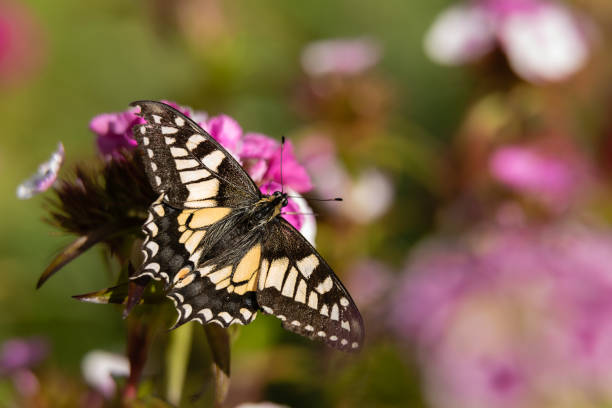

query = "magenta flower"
[0,337,48,376]
[424,0,592,83]
[300,37,382,77]
[90,109,144,158]
[0,1,45,87]
[489,144,587,210]
[394,225,612,408]
[299,134,393,223]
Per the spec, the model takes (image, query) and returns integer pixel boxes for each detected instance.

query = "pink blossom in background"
[201,114,242,156]
[424,0,592,83]
[300,37,382,77]
[489,144,586,210]
[394,225,612,408]
[81,350,129,399]
[0,1,45,87]
[299,134,393,223]
[0,337,49,397]
[345,259,393,310]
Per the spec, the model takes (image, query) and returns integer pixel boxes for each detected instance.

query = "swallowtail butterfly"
[132,101,364,351]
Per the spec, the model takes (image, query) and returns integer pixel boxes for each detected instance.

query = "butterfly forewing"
[256,219,365,351]
[131,101,259,209]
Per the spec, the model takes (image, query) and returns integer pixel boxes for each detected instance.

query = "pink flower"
[299,134,393,223]
[0,1,45,87]
[90,109,144,158]
[300,37,382,77]
[201,114,242,156]
[16,142,64,199]
[394,224,612,408]
[489,144,586,210]
[424,0,592,83]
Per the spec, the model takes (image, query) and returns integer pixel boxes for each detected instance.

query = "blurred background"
[3,0,612,407]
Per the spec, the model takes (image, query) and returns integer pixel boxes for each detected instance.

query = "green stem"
[166,323,194,405]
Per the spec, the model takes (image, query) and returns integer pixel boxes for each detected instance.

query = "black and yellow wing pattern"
[132,100,364,351]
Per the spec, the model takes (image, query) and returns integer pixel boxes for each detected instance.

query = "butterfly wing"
[257,218,365,351]
[133,101,262,323]
[131,100,260,208]
[167,222,265,328]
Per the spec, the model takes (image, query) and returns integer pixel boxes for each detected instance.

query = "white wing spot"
[331,304,339,321]
[317,331,326,337]
[352,342,359,349]
[276,315,287,321]
[281,267,298,297]
[175,159,200,170]
[290,320,301,326]
[151,162,157,172]
[142,136,149,145]
[202,150,225,172]
[262,306,274,314]
[330,335,338,341]
[320,304,329,316]
[152,114,161,123]
[147,149,154,158]
[170,147,189,157]
[218,312,232,323]
[308,292,318,310]
[164,136,176,145]
[240,308,252,321]
[182,304,193,319]
[146,222,158,237]
[186,134,206,150]
[146,262,160,273]
[341,339,348,346]
[296,254,319,279]
[179,169,210,183]
[186,179,218,201]
[265,257,289,291]
[305,325,314,331]
[155,176,162,186]
[146,241,159,257]
[315,276,333,294]
[162,126,178,135]
[199,308,213,321]
[140,126,146,134]
[340,297,349,307]
[153,205,165,216]
[295,279,307,303]
[341,321,351,331]
[175,116,185,127]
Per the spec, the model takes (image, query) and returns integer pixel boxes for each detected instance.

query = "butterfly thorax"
[248,191,288,229]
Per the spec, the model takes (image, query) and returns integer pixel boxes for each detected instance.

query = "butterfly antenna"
[287,195,343,202]
[280,136,285,193]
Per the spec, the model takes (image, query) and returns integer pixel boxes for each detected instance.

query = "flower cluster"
[393,224,612,408]
[424,0,592,83]
[89,101,314,237]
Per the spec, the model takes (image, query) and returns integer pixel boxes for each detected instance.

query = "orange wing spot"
[189,207,231,228]
[233,244,261,283]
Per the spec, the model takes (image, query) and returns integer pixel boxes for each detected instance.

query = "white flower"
[81,350,130,399]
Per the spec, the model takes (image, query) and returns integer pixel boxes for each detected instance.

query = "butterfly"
[131,101,364,351]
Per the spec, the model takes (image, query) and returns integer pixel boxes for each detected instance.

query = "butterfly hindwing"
[131,100,259,209]
[257,219,365,351]
[167,228,263,328]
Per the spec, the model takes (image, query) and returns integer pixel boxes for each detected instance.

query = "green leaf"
[72,282,130,305]
[37,226,115,289]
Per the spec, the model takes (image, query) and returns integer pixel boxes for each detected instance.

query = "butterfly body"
[131,101,364,351]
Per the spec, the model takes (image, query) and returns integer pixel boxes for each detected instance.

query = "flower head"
[0,337,49,376]
[300,37,381,77]
[489,144,588,211]
[394,224,612,408]
[424,0,592,83]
